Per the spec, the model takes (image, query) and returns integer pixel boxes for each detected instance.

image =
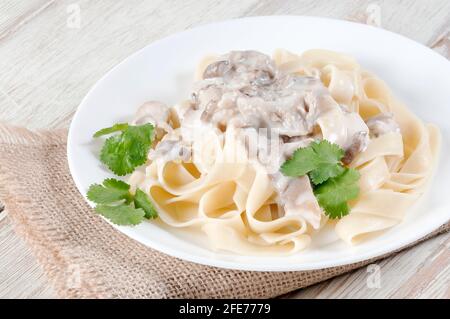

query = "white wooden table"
[0,0,449,299]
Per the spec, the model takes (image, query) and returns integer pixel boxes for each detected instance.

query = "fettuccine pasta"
[128,49,440,255]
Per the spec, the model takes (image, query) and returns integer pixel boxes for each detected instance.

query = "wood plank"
[0,0,55,40]
[245,0,450,43]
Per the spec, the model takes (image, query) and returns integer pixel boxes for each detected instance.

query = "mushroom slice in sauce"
[132,101,173,140]
[342,131,369,165]
[149,135,191,163]
[203,60,231,79]
[366,112,401,138]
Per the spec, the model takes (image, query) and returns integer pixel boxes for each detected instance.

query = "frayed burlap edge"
[0,125,109,298]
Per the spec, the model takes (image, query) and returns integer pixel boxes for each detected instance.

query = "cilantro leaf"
[309,162,345,185]
[95,204,145,226]
[308,141,345,184]
[87,178,158,226]
[93,123,129,137]
[281,140,345,184]
[87,178,131,204]
[313,168,360,219]
[134,188,158,219]
[320,202,350,219]
[281,146,318,177]
[280,139,360,219]
[102,178,130,191]
[98,123,154,176]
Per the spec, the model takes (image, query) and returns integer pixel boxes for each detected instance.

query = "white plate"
[67,16,450,271]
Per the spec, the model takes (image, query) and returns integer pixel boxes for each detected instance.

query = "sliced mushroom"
[149,136,191,162]
[366,112,400,138]
[132,101,172,139]
[251,70,275,86]
[203,60,231,79]
[342,131,369,165]
[132,101,170,126]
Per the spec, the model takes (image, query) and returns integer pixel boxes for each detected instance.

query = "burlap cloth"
[0,124,448,299]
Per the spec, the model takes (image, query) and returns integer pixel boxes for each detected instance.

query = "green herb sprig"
[87,178,157,225]
[281,140,360,219]
[88,122,158,226]
[94,123,154,176]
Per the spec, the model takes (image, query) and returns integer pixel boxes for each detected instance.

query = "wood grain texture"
[0,215,55,298]
[0,0,449,299]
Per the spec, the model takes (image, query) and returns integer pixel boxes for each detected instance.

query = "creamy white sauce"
[133,50,400,228]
